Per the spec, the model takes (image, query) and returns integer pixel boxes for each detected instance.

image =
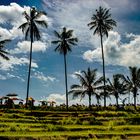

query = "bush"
[97,111,128,117]
[9,126,16,132]
[128,117,140,125]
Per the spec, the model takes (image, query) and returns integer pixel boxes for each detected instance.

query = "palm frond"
[0,51,9,60]
[0,39,11,45]
[52,40,61,44]
[71,84,83,89]
[75,73,88,87]
[35,20,48,28]
[94,76,104,86]
[18,22,29,33]
[32,22,41,40]
[25,27,30,40]
[54,31,61,38]
[88,6,116,37]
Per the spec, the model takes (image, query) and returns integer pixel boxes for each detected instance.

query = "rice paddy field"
[0,108,140,140]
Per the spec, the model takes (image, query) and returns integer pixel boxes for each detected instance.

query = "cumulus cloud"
[0,3,50,72]
[10,41,48,54]
[0,3,50,27]
[46,93,65,105]
[0,3,24,25]
[83,31,140,67]
[0,27,12,40]
[0,56,38,71]
[44,93,90,106]
[0,3,50,40]
[33,71,56,82]
[42,0,106,47]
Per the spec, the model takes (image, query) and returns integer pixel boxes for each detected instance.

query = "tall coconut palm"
[69,67,103,108]
[0,39,10,60]
[88,6,116,107]
[19,7,47,107]
[123,67,140,108]
[52,27,78,110]
[107,74,127,108]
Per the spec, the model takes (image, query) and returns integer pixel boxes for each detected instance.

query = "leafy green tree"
[88,6,116,107]
[52,27,78,110]
[69,67,103,108]
[19,7,47,106]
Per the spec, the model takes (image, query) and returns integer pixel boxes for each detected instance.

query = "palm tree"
[123,67,140,108]
[69,67,103,108]
[52,27,78,110]
[107,74,127,108]
[0,39,10,60]
[88,6,116,107]
[19,7,47,107]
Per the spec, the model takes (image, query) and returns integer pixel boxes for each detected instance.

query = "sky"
[0,0,140,105]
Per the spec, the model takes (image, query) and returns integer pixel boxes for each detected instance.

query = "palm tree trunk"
[25,40,33,107]
[26,23,33,108]
[89,93,91,109]
[134,95,136,109]
[100,30,106,107]
[64,54,68,110]
[115,95,119,108]
[134,88,137,109]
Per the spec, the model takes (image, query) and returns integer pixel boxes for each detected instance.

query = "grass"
[0,109,140,139]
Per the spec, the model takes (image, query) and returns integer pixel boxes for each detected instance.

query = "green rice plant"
[9,126,16,132]
[46,124,55,131]
[89,117,102,125]
[82,120,90,125]
[55,125,66,131]
[111,136,121,140]
[58,117,75,125]
[24,128,30,132]
[127,117,140,125]
[98,111,128,117]
[108,121,115,131]
[124,106,136,113]
[113,119,126,126]
[75,117,82,125]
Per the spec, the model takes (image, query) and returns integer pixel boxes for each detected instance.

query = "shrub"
[128,117,140,125]
[9,126,16,132]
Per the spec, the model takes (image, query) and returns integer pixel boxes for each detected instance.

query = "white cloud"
[83,31,140,67]
[0,73,25,82]
[0,3,50,71]
[0,3,25,26]
[69,71,81,79]
[0,3,50,40]
[0,27,12,40]
[0,56,38,71]
[10,41,48,54]
[33,71,56,82]
[43,0,107,46]
[83,49,100,62]
[44,93,91,106]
